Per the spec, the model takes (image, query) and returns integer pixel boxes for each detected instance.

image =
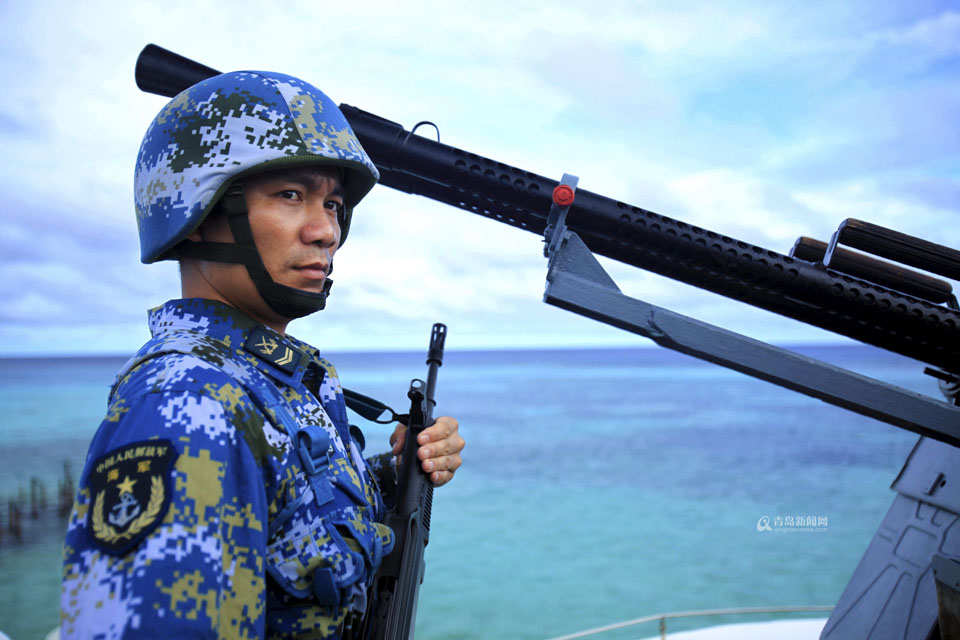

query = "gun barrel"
[135,44,219,97]
[339,104,960,373]
[135,45,960,374]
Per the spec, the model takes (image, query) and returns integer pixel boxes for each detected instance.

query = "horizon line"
[0,341,897,361]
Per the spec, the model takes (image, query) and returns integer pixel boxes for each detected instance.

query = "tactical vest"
[111,328,392,610]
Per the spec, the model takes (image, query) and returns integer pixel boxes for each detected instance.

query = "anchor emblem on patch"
[108,489,141,527]
[86,440,177,555]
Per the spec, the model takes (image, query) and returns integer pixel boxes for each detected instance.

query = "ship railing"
[546,605,834,640]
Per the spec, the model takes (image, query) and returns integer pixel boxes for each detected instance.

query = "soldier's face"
[194,166,344,328]
[244,167,344,295]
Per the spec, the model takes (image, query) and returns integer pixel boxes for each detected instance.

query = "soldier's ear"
[188,208,232,244]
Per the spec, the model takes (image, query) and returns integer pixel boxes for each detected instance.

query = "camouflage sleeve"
[61,378,270,639]
[364,452,397,511]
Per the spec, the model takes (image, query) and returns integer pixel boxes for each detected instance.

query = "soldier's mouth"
[293,263,329,280]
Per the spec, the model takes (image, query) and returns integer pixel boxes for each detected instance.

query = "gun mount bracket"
[926,367,960,406]
[543,173,579,258]
[821,219,960,309]
[541,228,960,448]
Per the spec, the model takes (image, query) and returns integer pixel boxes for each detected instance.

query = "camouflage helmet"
[134,70,379,264]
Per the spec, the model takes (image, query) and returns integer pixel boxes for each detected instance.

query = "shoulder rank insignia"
[244,326,304,375]
[87,440,177,555]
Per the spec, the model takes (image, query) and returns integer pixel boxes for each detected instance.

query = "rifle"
[337,324,446,639]
[362,323,446,639]
[135,44,960,639]
[342,325,447,639]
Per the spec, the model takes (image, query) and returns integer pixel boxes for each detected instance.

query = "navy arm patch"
[86,440,177,555]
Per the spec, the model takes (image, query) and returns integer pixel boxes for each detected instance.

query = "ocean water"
[0,346,932,639]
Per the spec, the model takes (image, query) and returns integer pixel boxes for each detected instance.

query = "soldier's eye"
[326,199,344,215]
[277,190,301,201]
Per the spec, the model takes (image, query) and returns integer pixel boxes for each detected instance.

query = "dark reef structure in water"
[0,460,73,547]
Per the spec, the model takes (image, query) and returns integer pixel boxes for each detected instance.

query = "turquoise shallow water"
[0,346,929,639]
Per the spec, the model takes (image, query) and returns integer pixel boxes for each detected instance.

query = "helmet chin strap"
[173,185,332,320]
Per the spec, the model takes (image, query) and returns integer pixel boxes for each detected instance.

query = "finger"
[417,432,465,460]
[421,453,462,475]
[390,424,407,455]
[428,469,455,487]
[417,416,459,445]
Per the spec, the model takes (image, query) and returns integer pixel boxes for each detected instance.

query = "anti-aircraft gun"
[136,44,960,639]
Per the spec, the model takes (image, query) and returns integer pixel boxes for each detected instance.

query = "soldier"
[60,70,464,639]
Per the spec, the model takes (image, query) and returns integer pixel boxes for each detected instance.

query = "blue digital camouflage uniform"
[61,298,395,639]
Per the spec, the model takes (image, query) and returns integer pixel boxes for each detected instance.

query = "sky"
[0,0,958,355]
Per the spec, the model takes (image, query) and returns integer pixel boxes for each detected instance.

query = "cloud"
[0,110,28,136]
[0,0,957,356]
[896,177,960,213]
[879,10,960,59]
[517,32,678,128]
[767,82,960,185]
[665,169,814,247]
